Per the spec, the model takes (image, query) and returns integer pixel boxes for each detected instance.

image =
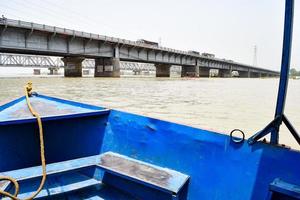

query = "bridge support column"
[181,66,199,77]
[238,71,250,78]
[261,73,268,78]
[218,69,232,78]
[199,67,210,77]
[155,64,171,77]
[62,57,84,77]
[49,68,59,75]
[133,69,141,75]
[249,72,261,78]
[94,58,120,77]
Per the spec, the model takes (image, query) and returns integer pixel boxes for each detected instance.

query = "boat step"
[3,173,138,199]
[0,155,102,198]
[3,172,101,199]
[97,152,189,196]
[267,178,300,200]
[0,155,102,184]
[64,183,137,200]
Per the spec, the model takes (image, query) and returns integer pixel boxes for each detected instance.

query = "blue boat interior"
[0,94,300,200]
[1,1,300,199]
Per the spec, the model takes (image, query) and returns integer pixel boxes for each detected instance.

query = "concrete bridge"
[0,18,279,78]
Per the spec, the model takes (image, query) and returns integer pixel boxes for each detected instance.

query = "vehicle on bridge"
[188,50,200,55]
[136,39,159,47]
[201,52,215,58]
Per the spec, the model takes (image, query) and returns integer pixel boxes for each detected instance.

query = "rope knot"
[25,82,33,97]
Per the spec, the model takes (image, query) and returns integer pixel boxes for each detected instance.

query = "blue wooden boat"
[0,0,300,199]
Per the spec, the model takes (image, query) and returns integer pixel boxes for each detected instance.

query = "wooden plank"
[0,180,10,192]
[269,178,300,199]
[0,155,102,181]
[0,95,110,125]
[3,172,101,199]
[97,152,189,194]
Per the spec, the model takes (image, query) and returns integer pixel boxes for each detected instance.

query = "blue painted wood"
[0,94,109,173]
[0,155,102,181]
[97,152,189,195]
[64,182,137,200]
[0,181,10,192]
[102,173,176,200]
[1,94,300,199]
[0,94,109,125]
[1,152,189,199]
[1,151,189,199]
[3,172,101,199]
[101,109,300,200]
[0,96,24,112]
[268,178,300,199]
[37,94,106,111]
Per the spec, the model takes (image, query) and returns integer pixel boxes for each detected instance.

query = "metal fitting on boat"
[230,129,245,144]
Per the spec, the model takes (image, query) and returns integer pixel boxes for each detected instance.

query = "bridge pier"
[238,70,250,78]
[49,68,59,75]
[199,67,210,77]
[218,69,232,78]
[133,69,141,75]
[181,66,199,77]
[261,73,268,78]
[94,58,120,77]
[155,64,171,77]
[62,57,85,77]
[250,72,261,78]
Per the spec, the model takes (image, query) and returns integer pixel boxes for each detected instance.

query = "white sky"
[1,0,299,70]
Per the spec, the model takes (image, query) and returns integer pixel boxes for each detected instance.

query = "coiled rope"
[0,82,47,200]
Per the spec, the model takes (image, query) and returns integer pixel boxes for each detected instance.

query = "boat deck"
[0,95,109,125]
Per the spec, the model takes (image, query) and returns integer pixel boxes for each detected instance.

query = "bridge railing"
[0,18,189,55]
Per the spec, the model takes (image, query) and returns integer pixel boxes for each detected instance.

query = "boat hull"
[0,95,300,199]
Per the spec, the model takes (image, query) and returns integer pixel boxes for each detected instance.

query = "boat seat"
[0,155,102,183]
[0,155,102,199]
[97,152,189,196]
[267,178,300,200]
[0,152,189,199]
[1,174,136,200]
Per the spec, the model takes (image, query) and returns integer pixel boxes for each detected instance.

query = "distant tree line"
[290,68,300,76]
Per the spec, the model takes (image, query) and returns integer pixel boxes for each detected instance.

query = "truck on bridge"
[188,50,200,55]
[201,53,215,58]
[136,39,159,47]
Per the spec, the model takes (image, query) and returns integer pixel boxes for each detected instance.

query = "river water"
[0,75,299,150]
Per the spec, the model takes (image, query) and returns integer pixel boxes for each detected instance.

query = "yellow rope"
[0,82,47,200]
